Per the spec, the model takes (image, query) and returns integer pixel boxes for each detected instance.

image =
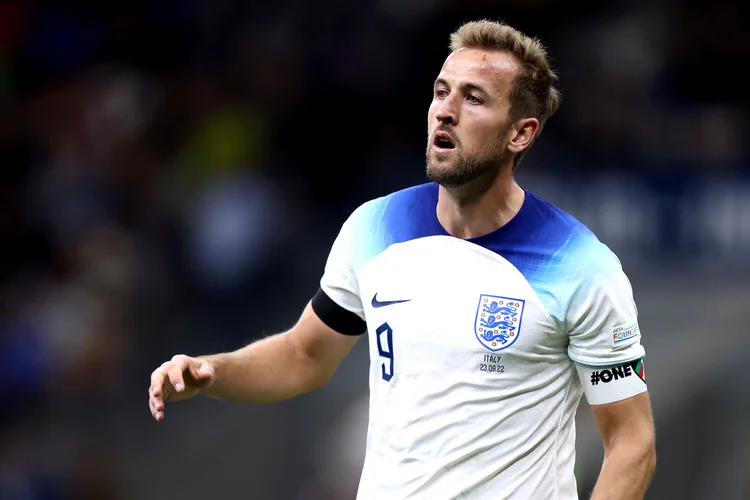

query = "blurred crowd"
[0,1,748,498]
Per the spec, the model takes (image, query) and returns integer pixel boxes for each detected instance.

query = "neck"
[436,168,525,239]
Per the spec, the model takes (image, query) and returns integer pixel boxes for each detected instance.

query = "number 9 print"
[377,322,394,382]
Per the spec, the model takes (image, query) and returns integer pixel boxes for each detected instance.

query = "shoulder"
[523,191,623,278]
[347,182,438,227]
[508,192,627,325]
[337,183,443,270]
[345,182,442,246]
[522,191,594,245]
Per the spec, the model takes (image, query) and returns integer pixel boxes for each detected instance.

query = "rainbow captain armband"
[575,358,647,405]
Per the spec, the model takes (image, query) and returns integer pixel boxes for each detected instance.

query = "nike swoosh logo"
[371,293,411,308]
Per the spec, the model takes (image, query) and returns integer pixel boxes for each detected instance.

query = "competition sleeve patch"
[311,288,367,336]
[612,323,641,347]
[575,358,647,406]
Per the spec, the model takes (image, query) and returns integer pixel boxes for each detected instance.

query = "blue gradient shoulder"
[526,193,623,279]
[346,183,443,272]
[472,192,626,327]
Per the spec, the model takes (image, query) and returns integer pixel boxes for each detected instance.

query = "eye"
[435,89,449,99]
[467,94,483,105]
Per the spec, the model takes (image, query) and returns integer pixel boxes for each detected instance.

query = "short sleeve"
[319,210,366,321]
[566,244,647,405]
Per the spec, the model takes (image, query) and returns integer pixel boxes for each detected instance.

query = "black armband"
[311,288,366,336]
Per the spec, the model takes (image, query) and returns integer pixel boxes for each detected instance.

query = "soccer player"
[148,20,656,499]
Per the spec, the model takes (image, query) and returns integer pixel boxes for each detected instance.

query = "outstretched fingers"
[148,356,188,421]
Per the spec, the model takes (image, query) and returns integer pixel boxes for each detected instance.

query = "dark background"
[1,0,748,499]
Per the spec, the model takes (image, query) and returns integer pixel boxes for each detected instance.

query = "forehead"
[438,48,518,94]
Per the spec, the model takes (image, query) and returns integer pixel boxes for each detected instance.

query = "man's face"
[426,48,518,187]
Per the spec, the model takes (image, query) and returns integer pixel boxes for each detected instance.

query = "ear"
[507,118,540,155]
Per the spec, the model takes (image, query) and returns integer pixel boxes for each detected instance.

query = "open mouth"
[433,131,456,151]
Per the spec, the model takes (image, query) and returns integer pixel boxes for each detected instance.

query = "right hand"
[148,354,215,422]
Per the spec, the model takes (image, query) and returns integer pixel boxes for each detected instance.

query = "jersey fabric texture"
[316,182,647,500]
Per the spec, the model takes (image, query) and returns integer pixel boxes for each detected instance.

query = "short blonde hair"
[450,20,561,163]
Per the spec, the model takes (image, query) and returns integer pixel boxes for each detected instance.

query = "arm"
[589,392,657,500]
[563,242,655,498]
[202,301,360,402]
[150,204,369,421]
[149,300,361,421]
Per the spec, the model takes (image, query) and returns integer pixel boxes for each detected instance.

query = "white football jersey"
[313,183,647,500]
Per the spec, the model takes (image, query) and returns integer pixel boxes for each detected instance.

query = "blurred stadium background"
[1,1,748,499]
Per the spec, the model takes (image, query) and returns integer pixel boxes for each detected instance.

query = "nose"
[435,94,458,126]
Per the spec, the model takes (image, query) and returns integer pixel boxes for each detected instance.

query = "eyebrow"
[434,77,490,97]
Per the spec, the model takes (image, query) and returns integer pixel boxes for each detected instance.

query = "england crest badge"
[474,295,525,352]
